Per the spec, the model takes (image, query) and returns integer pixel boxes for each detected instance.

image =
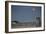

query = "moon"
[32,8,35,11]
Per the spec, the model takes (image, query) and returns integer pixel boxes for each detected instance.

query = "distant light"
[12,22,16,24]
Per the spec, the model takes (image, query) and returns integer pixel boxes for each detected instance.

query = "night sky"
[11,5,41,22]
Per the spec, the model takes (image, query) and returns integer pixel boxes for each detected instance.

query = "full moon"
[32,8,35,11]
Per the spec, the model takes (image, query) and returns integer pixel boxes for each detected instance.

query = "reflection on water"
[11,17,41,29]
